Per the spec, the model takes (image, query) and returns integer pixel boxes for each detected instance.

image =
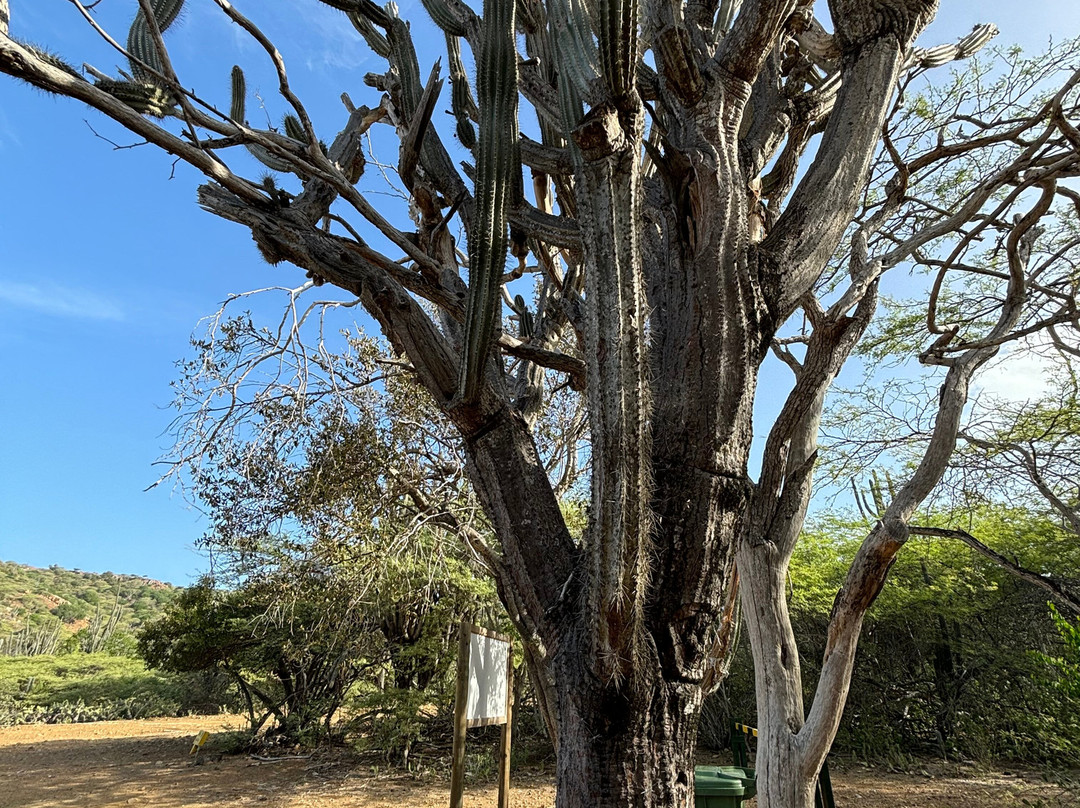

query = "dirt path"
[0,717,1074,807]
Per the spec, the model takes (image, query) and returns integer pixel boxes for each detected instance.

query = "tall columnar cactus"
[0,0,1028,804]
[455,0,519,404]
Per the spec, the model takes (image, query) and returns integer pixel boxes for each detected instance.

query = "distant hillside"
[0,560,179,655]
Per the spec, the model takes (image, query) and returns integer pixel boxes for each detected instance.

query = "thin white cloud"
[293,5,370,73]
[0,280,124,322]
[976,348,1055,402]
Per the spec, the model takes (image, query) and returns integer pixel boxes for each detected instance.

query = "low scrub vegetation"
[0,653,235,726]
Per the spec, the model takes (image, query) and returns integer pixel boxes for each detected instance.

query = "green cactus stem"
[283,114,305,142]
[127,0,186,82]
[446,33,477,149]
[229,65,245,122]
[455,0,520,405]
[596,0,638,104]
[348,11,391,57]
[512,294,535,339]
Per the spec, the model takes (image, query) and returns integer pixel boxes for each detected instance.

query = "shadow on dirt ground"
[0,717,1074,808]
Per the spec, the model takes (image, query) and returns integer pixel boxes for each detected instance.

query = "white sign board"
[465,630,510,726]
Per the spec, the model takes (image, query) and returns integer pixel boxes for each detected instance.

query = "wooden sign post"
[449,622,513,808]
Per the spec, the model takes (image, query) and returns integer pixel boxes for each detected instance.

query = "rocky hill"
[0,560,179,655]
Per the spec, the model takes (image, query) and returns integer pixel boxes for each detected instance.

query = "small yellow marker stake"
[190,730,211,755]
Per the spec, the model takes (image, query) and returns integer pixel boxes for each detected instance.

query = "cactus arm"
[347,11,391,57]
[127,0,185,81]
[647,0,705,106]
[317,0,391,27]
[455,0,520,405]
[93,78,175,117]
[446,33,477,149]
[226,64,296,172]
[375,7,472,216]
[596,0,639,104]
[512,294,535,339]
[90,0,188,119]
[229,64,245,122]
[283,114,305,142]
[421,0,469,37]
[547,0,597,131]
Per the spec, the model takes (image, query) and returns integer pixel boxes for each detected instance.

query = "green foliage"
[1041,604,1080,701]
[710,506,1080,765]
[159,330,509,751]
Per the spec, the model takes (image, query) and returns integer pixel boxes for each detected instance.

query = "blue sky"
[0,0,1074,585]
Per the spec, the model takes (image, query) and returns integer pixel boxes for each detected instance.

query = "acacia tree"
[2,1,1079,806]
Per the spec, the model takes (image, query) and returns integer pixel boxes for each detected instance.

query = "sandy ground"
[0,716,1075,808]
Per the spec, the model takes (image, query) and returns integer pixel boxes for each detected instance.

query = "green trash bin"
[694,767,746,808]
[709,766,756,800]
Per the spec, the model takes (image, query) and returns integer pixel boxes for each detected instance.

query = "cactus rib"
[127,0,186,82]
[283,114,306,142]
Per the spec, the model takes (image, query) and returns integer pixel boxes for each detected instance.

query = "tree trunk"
[740,545,819,808]
[552,638,703,808]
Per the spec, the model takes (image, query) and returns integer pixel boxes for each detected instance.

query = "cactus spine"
[16,41,85,83]
[456,0,519,404]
